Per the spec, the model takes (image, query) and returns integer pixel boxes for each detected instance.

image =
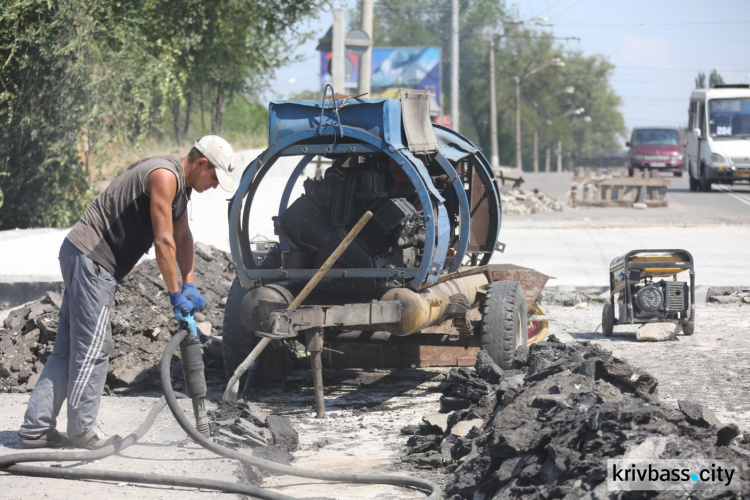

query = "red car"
[626,127,685,177]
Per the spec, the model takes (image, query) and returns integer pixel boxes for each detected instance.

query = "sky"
[268,0,750,140]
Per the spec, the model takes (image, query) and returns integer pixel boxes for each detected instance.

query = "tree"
[119,0,325,144]
[1,1,99,229]
[709,69,725,88]
[695,71,706,89]
[0,0,325,229]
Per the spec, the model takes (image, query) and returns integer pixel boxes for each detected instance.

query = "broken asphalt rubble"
[402,338,750,498]
[0,241,233,394]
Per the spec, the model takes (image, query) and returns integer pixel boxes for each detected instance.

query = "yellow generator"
[603,249,695,336]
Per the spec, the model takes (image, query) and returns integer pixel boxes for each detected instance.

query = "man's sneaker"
[71,427,119,450]
[18,429,72,448]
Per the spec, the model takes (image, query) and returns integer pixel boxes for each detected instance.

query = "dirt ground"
[2,300,747,499]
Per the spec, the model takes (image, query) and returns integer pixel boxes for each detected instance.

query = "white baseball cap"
[194,135,235,192]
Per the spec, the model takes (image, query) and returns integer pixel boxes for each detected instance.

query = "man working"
[17,135,235,449]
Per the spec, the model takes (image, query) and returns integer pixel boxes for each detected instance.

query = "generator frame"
[602,248,695,336]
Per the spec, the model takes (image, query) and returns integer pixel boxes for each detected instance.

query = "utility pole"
[533,131,539,173]
[514,76,521,170]
[332,10,345,94]
[358,0,373,97]
[450,0,459,131]
[489,37,498,169]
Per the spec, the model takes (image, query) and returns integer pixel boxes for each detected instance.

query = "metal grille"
[665,282,687,312]
[644,155,670,161]
[731,157,750,167]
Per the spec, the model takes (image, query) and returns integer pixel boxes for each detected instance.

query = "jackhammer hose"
[0,394,291,499]
[162,330,442,499]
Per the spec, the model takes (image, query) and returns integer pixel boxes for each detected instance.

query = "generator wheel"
[602,303,614,337]
[682,320,695,336]
[527,304,548,346]
[222,279,292,387]
[481,281,528,369]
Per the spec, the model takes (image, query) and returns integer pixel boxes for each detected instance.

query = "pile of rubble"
[707,287,750,305]
[501,187,566,216]
[0,242,234,394]
[540,286,608,306]
[402,337,750,498]
[209,400,299,483]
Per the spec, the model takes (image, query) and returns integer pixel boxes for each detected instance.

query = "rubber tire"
[602,303,614,337]
[689,172,698,191]
[222,279,292,387]
[481,281,528,369]
[682,321,695,336]
[699,165,712,192]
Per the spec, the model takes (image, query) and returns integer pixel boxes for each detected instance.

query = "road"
[494,172,750,288]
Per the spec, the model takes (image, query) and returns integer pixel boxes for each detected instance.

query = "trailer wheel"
[481,281,527,369]
[222,279,292,387]
[602,303,614,337]
[682,321,695,336]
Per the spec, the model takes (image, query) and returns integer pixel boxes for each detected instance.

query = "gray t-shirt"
[67,156,191,281]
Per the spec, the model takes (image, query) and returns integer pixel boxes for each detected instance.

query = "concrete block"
[636,322,679,342]
[450,418,484,437]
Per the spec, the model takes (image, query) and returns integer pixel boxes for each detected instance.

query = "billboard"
[320,47,441,110]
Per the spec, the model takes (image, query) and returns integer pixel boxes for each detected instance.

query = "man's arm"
[147,168,181,294]
[173,208,195,286]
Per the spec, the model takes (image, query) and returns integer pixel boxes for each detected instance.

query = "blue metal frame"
[433,124,502,262]
[229,126,444,289]
[228,98,501,291]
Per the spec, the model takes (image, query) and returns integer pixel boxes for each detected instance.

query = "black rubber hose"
[0,394,167,468]
[161,330,443,499]
[5,463,293,499]
[0,394,292,500]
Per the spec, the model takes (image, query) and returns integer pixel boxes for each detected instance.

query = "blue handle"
[174,308,198,339]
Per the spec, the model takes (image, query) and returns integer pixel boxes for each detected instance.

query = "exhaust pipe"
[380,272,489,335]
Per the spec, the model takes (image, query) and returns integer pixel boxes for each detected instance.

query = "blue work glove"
[181,283,206,311]
[169,290,194,316]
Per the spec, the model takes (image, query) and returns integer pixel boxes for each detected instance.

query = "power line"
[557,21,750,27]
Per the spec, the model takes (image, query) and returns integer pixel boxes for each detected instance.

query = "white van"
[686,85,750,191]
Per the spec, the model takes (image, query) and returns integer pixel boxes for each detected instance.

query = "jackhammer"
[174,309,210,437]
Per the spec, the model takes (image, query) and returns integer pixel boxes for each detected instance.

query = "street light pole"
[358,0,373,97]
[450,0,459,131]
[514,76,521,170]
[489,37,499,170]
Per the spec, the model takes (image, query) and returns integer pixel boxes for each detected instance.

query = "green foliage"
[0,0,96,228]
[0,0,324,229]
[709,69,725,88]
[120,0,325,144]
[695,71,706,89]
[210,95,269,149]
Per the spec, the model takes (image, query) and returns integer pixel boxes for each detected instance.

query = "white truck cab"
[686,85,750,191]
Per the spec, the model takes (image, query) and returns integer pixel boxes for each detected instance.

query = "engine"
[631,280,689,319]
[274,158,426,282]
